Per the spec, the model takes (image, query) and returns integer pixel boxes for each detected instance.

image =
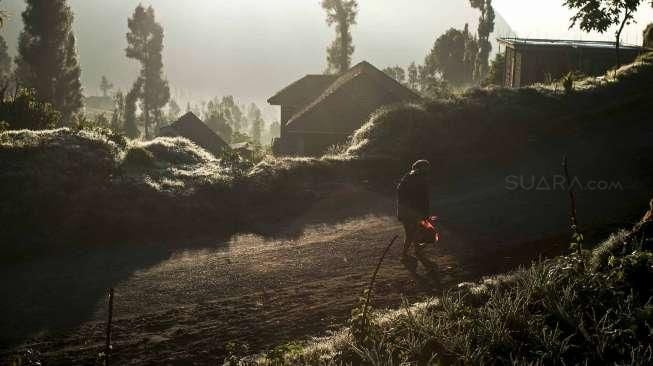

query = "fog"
[1,0,649,120]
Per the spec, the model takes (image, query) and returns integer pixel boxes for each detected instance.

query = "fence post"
[105,288,114,366]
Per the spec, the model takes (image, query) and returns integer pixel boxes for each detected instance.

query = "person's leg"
[403,221,417,257]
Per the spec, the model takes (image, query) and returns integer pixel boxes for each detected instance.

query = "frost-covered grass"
[341,52,653,161]
[250,223,653,365]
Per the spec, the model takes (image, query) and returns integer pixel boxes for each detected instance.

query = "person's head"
[411,159,430,174]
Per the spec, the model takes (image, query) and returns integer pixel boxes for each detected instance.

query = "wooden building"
[498,38,643,88]
[268,61,420,156]
[159,112,230,157]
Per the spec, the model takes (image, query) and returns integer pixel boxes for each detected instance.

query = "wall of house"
[506,45,642,87]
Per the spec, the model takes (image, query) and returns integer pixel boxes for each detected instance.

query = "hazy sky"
[0,0,651,120]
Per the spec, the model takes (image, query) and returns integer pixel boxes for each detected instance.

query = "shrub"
[122,145,155,168]
[0,88,62,130]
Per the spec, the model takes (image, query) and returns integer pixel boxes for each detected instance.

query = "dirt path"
[0,185,574,365]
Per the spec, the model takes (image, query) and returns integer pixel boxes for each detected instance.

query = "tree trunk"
[615,11,630,68]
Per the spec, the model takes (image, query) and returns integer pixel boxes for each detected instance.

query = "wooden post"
[105,288,114,366]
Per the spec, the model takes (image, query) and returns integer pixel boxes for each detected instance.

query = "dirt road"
[2,182,616,365]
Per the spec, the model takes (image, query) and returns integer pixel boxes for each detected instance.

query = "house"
[497,38,643,88]
[268,61,421,156]
[159,112,230,156]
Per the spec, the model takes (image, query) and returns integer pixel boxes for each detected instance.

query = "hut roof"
[160,112,230,156]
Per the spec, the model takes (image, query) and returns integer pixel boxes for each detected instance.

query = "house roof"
[267,74,338,106]
[498,37,642,51]
[160,112,230,156]
[285,61,421,131]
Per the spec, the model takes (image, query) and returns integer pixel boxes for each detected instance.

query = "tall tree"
[565,0,643,66]
[407,62,419,90]
[321,0,358,74]
[247,103,264,144]
[100,75,114,97]
[469,0,495,81]
[55,33,83,119]
[424,27,477,86]
[15,0,83,121]
[126,4,170,138]
[645,23,653,48]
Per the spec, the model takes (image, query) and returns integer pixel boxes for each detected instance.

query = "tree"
[55,33,83,120]
[469,0,495,81]
[382,66,406,84]
[15,0,83,121]
[0,35,11,83]
[167,98,181,121]
[268,121,281,143]
[483,53,505,86]
[247,103,264,144]
[111,90,125,133]
[564,0,643,66]
[407,62,419,90]
[124,80,141,138]
[645,23,653,48]
[126,4,170,138]
[100,75,114,97]
[424,27,477,86]
[204,98,233,142]
[321,0,358,74]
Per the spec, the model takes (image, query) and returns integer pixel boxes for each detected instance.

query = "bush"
[256,223,653,365]
[0,88,62,130]
[122,145,155,168]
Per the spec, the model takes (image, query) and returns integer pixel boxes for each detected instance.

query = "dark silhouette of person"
[396,160,431,261]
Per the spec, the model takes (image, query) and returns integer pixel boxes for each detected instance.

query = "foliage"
[644,23,653,49]
[382,66,406,84]
[122,145,155,168]
[100,75,114,97]
[126,4,171,138]
[407,62,419,90]
[15,0,83,121]
[423,25,478,86]
[469,0,495,81]
[564,0,643,65]
[124,80,141,138]
[258,221,653,365]
[0,35,11,83]
[321,0,358,74]
[483,52,505,86]
[0,88,62,130]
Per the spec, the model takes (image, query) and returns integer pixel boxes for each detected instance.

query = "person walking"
[396,160,431,262]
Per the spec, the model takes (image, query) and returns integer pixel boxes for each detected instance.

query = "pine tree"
[247,103,264,144]
[100,76,114,97]
[126,4,170,138]
[407,62,419,90]
[469,0,495,81]
[55,33,83,120]
[16,0,83,121]
[321,0,358,74]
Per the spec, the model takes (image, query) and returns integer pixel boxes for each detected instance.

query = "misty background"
[0,0,650,120]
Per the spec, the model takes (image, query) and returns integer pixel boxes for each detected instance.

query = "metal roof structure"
[497,37,641,50]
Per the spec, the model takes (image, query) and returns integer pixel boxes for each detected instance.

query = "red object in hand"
[418,216,440,244]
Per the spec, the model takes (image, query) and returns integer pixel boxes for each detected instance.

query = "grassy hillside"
[247,220,653,365]
[2,53,652,261]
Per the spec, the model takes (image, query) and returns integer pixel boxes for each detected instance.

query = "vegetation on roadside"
[249,220,653,365]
